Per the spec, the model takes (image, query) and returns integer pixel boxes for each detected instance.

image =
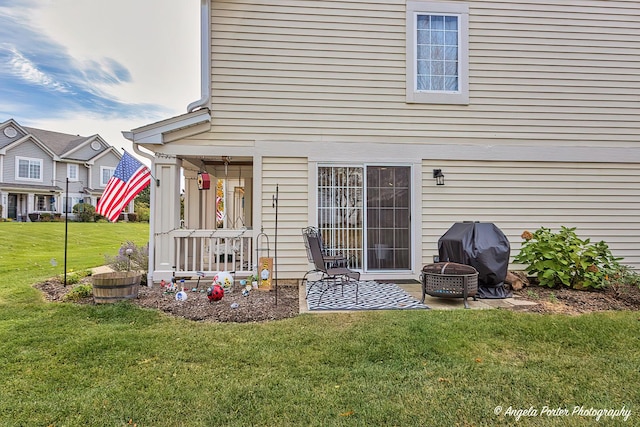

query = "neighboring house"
[123,0,640,284]
[0,119,125,221]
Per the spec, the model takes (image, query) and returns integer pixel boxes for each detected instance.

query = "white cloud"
[1,0,201,152]
[4,44,69,92]
[31,0,200,107]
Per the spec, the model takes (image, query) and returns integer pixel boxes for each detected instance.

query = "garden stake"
[192,271,205,292]
[272,184,279,305]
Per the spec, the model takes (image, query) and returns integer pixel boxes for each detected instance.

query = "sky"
[0,0,201,154]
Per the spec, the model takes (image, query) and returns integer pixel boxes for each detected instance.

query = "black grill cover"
[437,222,512,299]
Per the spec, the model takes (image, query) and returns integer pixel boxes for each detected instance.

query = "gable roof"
[1,119,119,163]
[23,126,97,159]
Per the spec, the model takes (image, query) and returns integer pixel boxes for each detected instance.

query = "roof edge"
[122,109,211,145]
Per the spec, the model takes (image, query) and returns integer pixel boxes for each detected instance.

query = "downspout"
[187,0,211,113]
[131,144,156,286]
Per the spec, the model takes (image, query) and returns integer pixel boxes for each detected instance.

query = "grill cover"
[437,222,512,299]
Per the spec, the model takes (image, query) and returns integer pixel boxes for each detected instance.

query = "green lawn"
[0,223,638,426]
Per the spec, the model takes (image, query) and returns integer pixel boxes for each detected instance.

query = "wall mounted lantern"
[433,169,445,186]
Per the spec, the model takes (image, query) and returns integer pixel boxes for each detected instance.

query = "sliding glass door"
[366,166,411,270]
[318,165,411,272]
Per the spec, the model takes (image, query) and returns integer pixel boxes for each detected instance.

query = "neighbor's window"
[16,157,42,181]
[67,163,79,181]
[35,195,55,211]
[406,1,469,104]
[36,195,47,211]
[101,166,115,186]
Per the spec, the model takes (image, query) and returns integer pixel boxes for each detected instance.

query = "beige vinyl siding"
[261,156,309,279]
[421,160,640,269]
[192,0,640,147]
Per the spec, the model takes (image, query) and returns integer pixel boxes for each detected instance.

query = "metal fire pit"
[421,262,478,309]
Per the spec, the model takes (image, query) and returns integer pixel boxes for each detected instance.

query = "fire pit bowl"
[421,262,478,309]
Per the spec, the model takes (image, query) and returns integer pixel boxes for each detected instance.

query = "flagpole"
[64,177,69,286]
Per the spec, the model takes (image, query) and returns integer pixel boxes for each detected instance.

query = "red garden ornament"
[207,284,224,301]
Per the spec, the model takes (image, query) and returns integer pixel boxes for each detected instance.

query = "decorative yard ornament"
[197,172,211,190]
[207,284,225,301]
[175,290,188,301]
[214,271,234,289]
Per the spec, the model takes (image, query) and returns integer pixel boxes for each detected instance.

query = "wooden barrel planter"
[92,271,141,304]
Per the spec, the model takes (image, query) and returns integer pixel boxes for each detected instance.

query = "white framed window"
[67,163,79,181]
[100,166,115,186]
[406,1,469,104]
[35,195,56,211]
[16,157,43,181]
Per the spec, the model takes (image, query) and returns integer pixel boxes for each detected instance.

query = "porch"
[171,228,256,278]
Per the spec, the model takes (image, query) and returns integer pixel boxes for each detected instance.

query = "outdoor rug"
[306,280,430,311]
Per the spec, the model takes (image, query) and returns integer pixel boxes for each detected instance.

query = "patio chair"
[302,227,360,303]
[301,227,348,284]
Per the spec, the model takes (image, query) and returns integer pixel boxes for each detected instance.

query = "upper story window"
[67,164,79,181]
[100,166,115,187]
[16,157,42,181]
[406,1,469,104]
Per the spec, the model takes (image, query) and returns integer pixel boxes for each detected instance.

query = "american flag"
[96,152,151,222]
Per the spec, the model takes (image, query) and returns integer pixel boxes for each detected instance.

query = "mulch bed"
[508,281,640,315]
[33,274,640,322]
[34,277,299,323]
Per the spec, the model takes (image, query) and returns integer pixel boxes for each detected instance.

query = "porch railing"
[170,228,255,278]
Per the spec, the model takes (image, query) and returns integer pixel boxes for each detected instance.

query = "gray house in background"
[0,118,123,221]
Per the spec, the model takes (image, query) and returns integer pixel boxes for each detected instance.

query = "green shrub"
[60,271,80,285]
[73,203,96,222]
[58,269,91,286]
[134,200,150,222]
[514,226,622,289]
[609,264,640,290]
[63,284,93,302]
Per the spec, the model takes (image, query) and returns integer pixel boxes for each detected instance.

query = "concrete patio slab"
[299,280,540,313]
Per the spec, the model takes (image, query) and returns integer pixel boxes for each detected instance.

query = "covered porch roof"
[121,109,211,146]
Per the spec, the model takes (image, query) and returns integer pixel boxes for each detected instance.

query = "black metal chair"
[302,227,360,303]
[301,227,346,283]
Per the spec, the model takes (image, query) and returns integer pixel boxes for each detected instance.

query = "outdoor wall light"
[433,169,445,186]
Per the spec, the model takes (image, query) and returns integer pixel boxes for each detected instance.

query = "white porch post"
[152,155,182,283]
[0,192,5,219]
[183,169,200,229]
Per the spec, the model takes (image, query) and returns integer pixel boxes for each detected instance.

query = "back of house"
[123,0,640,283]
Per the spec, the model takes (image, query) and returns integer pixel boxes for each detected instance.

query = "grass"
[1,223,639,426]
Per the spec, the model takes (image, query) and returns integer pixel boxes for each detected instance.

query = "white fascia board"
[122,109,211,145]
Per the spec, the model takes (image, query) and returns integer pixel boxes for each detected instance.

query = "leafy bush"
[134,202,150,222]
[73,203,96,222]
[105,241,149,286]
[514,226,622,289]
[58,269,90,286]
[63,284,93,302]
[60,271,81,285]
[608,264,640,290]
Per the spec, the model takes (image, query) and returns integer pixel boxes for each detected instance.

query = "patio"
[299,279,538,313]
